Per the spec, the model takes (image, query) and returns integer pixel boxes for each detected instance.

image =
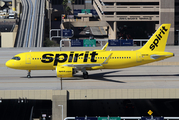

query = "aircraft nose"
[6,60,12,68]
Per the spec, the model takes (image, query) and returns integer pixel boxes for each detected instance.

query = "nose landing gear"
[27,70,31,78]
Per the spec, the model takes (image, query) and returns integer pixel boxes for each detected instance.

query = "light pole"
[48,0,53,37]
[61,14,65,51]
[58,105,63,120]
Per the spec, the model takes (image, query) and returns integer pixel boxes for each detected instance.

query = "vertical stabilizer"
[138,24,171,52]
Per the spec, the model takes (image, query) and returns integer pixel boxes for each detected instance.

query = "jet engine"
[56,66,75,78]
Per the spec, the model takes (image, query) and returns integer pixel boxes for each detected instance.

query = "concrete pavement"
[0,46,179,90]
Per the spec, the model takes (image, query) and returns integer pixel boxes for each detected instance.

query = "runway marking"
[0,79,177,84]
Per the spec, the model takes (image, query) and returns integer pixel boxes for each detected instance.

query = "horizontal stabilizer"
[150,54,171,59]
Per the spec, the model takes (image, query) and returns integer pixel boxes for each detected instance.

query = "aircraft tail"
[138,24,171,52]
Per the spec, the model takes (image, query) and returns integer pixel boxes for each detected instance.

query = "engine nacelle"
[56,66,75,78]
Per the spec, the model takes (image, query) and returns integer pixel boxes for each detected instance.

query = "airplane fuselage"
[5,24,174,78]
[6,50,173,71]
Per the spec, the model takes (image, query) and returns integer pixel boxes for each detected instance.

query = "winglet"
[102,53,112,64]
[101,42,108,51]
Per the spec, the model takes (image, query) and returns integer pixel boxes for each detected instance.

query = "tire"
[83,72,88,79]
[27,75,31,78]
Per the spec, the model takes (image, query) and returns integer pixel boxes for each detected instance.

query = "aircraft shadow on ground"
[93,74,179,77]
[20,70,125,83]
[20,71,179,83]
[20,76,56,78]
[74,70,126,83]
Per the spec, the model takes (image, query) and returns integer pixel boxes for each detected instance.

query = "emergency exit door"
[26,54,31,64]
[136,52,142,62]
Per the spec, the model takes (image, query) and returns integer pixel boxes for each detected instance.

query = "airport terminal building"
[0,0,178,47]
[49,0,177,45]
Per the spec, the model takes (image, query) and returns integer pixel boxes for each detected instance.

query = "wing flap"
[63,63,102,68]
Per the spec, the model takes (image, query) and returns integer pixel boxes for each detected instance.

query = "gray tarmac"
[0,46,179,90]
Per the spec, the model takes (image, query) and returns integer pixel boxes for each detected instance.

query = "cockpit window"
[12,56,21,60]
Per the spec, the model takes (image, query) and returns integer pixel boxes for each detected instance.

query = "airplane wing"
[62,53,112,69]
[63,63,102,69]
[102,53,112,64]
[61,43,112,70]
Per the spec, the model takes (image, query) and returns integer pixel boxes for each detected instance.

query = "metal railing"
[64,117,179,120]
[59,39,108,51]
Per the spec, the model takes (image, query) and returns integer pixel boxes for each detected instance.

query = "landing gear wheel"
[27,75,31,78]
[83,72,88,79]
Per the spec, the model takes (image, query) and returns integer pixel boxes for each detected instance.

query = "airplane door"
[136,52,142,62]
[26,54,31,64]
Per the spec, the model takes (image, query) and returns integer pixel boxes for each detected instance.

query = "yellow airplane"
[6,24,174,79]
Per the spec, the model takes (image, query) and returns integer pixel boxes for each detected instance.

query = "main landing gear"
[81,68,89,79]
[83,72,88,79]
[27,70,31,78]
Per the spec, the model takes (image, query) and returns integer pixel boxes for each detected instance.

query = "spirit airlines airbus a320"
[6,24,174,79]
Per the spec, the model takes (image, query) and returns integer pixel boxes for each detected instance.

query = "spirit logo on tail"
[150,26,168,51]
